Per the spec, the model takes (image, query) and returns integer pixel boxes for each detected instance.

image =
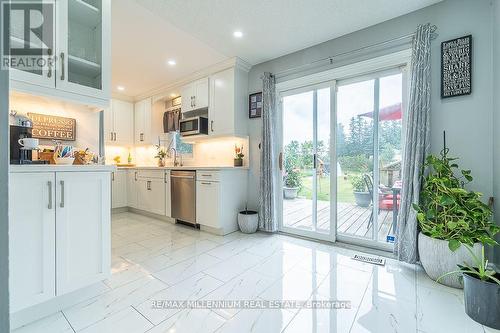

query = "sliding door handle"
[59,180,65,208]
[313,154,317,169]
[279,152,283,171]
[47,181,53,209]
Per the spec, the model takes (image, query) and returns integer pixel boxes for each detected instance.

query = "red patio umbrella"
[360,103,402,121]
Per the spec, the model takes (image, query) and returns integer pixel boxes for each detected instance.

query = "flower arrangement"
[234,144,244,167]
[235,144,244,160]
[154,145,168,167]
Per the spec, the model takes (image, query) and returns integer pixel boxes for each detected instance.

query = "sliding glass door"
[278,69,404,250]
[335,71,403,249]
[279,84,334,241]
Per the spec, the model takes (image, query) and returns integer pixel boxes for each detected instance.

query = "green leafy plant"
[437,245,500,285]
[350,175,368,192]
[154,145,167,159]
[413,148,499,251]
[284,169,302,188]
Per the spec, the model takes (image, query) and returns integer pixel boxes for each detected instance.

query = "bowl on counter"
[54,157,75,165]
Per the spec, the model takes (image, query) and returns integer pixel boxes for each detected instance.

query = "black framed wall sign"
[441,35,472,98]
[249,92,262,118]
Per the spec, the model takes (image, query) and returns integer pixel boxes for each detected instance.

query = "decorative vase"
[234,158,243,167]
[158,158,165,167]
[238,210,259,233]
[418,232,482,288]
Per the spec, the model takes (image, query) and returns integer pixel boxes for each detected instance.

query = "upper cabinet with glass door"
[8,0,111,107]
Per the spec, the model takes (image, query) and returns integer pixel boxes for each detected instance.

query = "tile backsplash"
[106,136,249,167]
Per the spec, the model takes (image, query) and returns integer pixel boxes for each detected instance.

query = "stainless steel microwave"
[179,116,209,136]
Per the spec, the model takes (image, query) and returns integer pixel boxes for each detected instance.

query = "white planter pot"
[418,232,482,289]
[238,211,259,234]
[283,187,299,199]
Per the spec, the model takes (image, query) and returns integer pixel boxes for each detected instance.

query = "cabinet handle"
[201,174,212,177]
[140,133,144,141]
[47,181,52,209]
[211,120,214,132]
[110,132,113,141]
[47,48,52,78]
[193,96,196,107]
[201,182,211,185]
[59,180,65,208]
[112,172,115,181]
[134,172,138,181]
[164,173,168,183]
[147,180,151,190]
[113,132,117,141]
[60,52,65,81]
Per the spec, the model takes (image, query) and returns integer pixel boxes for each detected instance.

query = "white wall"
[10,92,101,153]
[247,0,495,219]
[0,28,10,333]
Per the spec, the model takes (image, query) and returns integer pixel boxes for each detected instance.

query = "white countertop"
[9,164,117,173]
[117,165,249,170]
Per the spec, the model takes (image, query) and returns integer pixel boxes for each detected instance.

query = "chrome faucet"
[170,147,179,166]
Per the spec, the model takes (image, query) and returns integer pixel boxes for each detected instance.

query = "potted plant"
[413,148,499,288]
[283,168,302,199]
[234,144,244,167]
[438,245,500,329]
[351,175,371,207]
[238,205,259,233]
[154,145,167,167]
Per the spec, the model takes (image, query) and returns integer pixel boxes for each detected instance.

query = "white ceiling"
[111,0,227,98]
[113,0,442,98]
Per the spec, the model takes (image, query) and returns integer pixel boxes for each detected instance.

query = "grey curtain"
[259,72,278,232]
[395,24,432,263]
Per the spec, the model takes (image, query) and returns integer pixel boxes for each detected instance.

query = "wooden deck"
[283,198,395,242]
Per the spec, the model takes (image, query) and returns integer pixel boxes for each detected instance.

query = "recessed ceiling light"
[233,31,243,38]
[167,59,176,66]
[117,86,125,91]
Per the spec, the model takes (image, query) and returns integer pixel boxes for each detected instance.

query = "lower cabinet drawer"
[137,170,164,179]
[197,170,220,182]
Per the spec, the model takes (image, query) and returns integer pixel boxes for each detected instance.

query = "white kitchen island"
[9,164,115,328]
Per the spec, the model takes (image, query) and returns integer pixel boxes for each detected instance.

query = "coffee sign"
[27,113,76,141]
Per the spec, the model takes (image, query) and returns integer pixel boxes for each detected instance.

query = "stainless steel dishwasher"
[171,170,197,225]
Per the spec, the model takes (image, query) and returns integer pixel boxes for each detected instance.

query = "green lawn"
[298,175,355,203]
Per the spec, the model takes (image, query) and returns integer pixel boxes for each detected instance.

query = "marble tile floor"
[12,212,500,333]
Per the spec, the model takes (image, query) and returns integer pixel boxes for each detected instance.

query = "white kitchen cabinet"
[196,180,220,229]
[127,169,138,209]
[181,77,209,112]
[9,169,111,313]
[195,169,248,235]
[164,170,171,218]
[208,66,249,137]
[10,0,111,106]
[105,99,134,145]
[136,171,165,215]
[9,173,56,313]
[135,97,153,144]
[112,170,127,208]
[55,171,111,295]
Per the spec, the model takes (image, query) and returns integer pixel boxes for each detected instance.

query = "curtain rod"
[264,24,438,79]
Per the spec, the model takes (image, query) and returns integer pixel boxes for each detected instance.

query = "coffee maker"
[10,117,47,165]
